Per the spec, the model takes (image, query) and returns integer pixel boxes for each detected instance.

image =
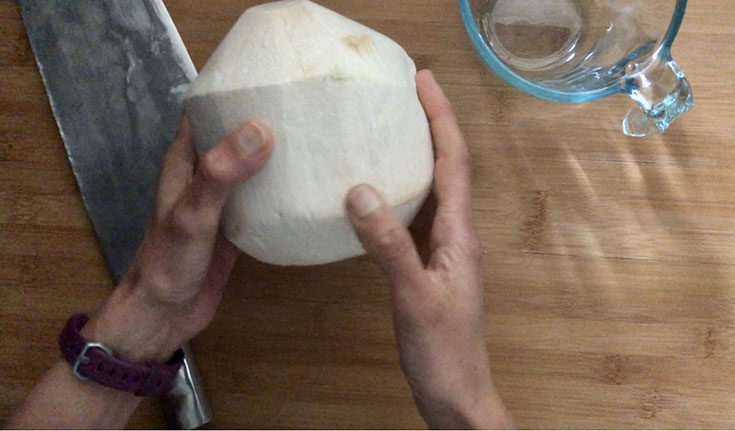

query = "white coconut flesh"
[185,0,434,266]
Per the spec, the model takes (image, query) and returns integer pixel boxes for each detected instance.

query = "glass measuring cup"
[459,0,693,137]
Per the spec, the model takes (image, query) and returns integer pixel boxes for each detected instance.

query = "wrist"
[459,389,515,429]
[81,284,186,363]
[415,380,514,429]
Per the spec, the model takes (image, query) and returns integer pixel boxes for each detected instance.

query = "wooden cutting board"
[2,0,734,428]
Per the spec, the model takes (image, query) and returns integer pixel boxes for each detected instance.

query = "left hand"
[82,117,273,362]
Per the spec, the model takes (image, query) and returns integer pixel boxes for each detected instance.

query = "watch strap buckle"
[72,341,113,380]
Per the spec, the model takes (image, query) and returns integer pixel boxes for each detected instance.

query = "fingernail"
[348,185,381,218]
[235,122,265,160]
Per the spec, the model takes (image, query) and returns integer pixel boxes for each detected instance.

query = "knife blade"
[19,0,211,428]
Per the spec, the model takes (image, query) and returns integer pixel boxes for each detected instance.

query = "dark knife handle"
[160,343,212,429]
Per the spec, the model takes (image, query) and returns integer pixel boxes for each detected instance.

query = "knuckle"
[431,247,457,273]
[168,204,205,238]
[199,150,228,184]
[137,266,190,305]
[138,265,176,296]
[432,238,482,272]
[374,226,413,261]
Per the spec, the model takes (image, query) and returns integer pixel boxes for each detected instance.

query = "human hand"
[82,118,273,362]
[345,71,513,429]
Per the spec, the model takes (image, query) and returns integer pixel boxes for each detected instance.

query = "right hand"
[80,118,274,364]
[345,70,514,429]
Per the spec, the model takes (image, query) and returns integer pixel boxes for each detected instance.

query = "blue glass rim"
[459,0,688,104]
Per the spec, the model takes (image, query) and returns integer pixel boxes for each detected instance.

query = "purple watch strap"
[59,313,184,397]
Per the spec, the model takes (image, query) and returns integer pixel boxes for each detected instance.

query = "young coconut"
[185,0,434,265]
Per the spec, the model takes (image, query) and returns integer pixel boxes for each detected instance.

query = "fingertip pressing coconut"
[185,0,434,266]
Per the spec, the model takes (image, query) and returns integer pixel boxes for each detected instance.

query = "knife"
[19,0,211,428]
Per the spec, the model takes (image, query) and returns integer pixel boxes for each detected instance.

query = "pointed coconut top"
[188,0,416,97]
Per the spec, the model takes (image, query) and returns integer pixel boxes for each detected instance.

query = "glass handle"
[622,55,694,137]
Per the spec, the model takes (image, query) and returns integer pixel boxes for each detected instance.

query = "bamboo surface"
[1,0,734,428]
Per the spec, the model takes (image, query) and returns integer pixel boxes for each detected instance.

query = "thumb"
[345,184,425,284]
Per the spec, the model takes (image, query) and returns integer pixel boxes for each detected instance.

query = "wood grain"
[2,0,735,428]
